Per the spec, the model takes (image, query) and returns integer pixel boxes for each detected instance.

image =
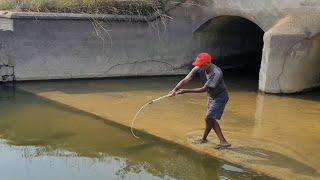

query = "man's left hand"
[176,89,186,94]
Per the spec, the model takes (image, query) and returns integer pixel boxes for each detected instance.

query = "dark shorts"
[206,90,229,120]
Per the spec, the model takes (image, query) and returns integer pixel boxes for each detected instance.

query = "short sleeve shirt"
[190,64,227,98]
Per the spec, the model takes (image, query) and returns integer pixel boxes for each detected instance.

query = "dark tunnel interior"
[193,16,265,77]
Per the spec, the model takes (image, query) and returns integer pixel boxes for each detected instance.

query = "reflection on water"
[0,85,269,180]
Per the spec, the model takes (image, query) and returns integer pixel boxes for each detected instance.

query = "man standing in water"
[169,52,231,149]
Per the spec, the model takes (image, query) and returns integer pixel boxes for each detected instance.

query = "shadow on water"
[17,76,181,94]
[229,146,320,178]
[224,68,259,92]
[0,84,272,180]
[14,64,263,95]
[15,64,320,103]
[223,68,320,102]
[16,67,261,96]
[284,88,320,102]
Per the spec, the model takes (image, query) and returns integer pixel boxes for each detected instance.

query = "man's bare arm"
[179,85,208,94]
[170,67,199,93]
[172,75,191,91]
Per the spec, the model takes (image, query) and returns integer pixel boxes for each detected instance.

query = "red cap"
[192,53,212,66]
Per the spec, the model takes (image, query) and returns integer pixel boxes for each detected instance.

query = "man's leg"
[211,119,230,146]
[202,119,213,141]
[192,119,211,144]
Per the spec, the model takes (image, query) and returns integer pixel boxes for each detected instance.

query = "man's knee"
[206,118,219,124]
[205,118,217,123]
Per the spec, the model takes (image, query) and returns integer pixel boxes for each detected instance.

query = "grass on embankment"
[0,0,164,15]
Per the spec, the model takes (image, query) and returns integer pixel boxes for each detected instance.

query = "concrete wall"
[0,0,320,93]
[0,12,194,81]
[182,0,320,93]
[188,0,320,32]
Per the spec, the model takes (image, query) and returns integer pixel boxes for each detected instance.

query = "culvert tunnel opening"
[193,16,264,85]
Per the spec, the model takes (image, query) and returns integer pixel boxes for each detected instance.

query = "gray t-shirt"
[190,64,227,98]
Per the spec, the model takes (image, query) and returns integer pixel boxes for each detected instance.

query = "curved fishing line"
[130,94,171,139]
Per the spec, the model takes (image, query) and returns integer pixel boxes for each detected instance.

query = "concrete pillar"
[259,16,320,93]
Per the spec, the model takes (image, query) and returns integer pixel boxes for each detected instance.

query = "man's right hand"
[168,90,177,97]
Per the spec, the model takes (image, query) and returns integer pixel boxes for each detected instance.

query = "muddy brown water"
[0,84,271,180]
[2,70,320,179]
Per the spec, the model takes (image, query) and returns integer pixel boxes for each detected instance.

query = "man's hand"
[168,90,177,97]
[176,89,186,94]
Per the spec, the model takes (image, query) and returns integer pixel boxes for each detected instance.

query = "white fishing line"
[130,94,171,139]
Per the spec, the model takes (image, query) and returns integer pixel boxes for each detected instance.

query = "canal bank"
[18,74,320,180]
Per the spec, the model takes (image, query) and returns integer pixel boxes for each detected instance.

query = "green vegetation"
[0,0,165,15]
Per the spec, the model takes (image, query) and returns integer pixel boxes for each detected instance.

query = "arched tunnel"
[193,16,264,78]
